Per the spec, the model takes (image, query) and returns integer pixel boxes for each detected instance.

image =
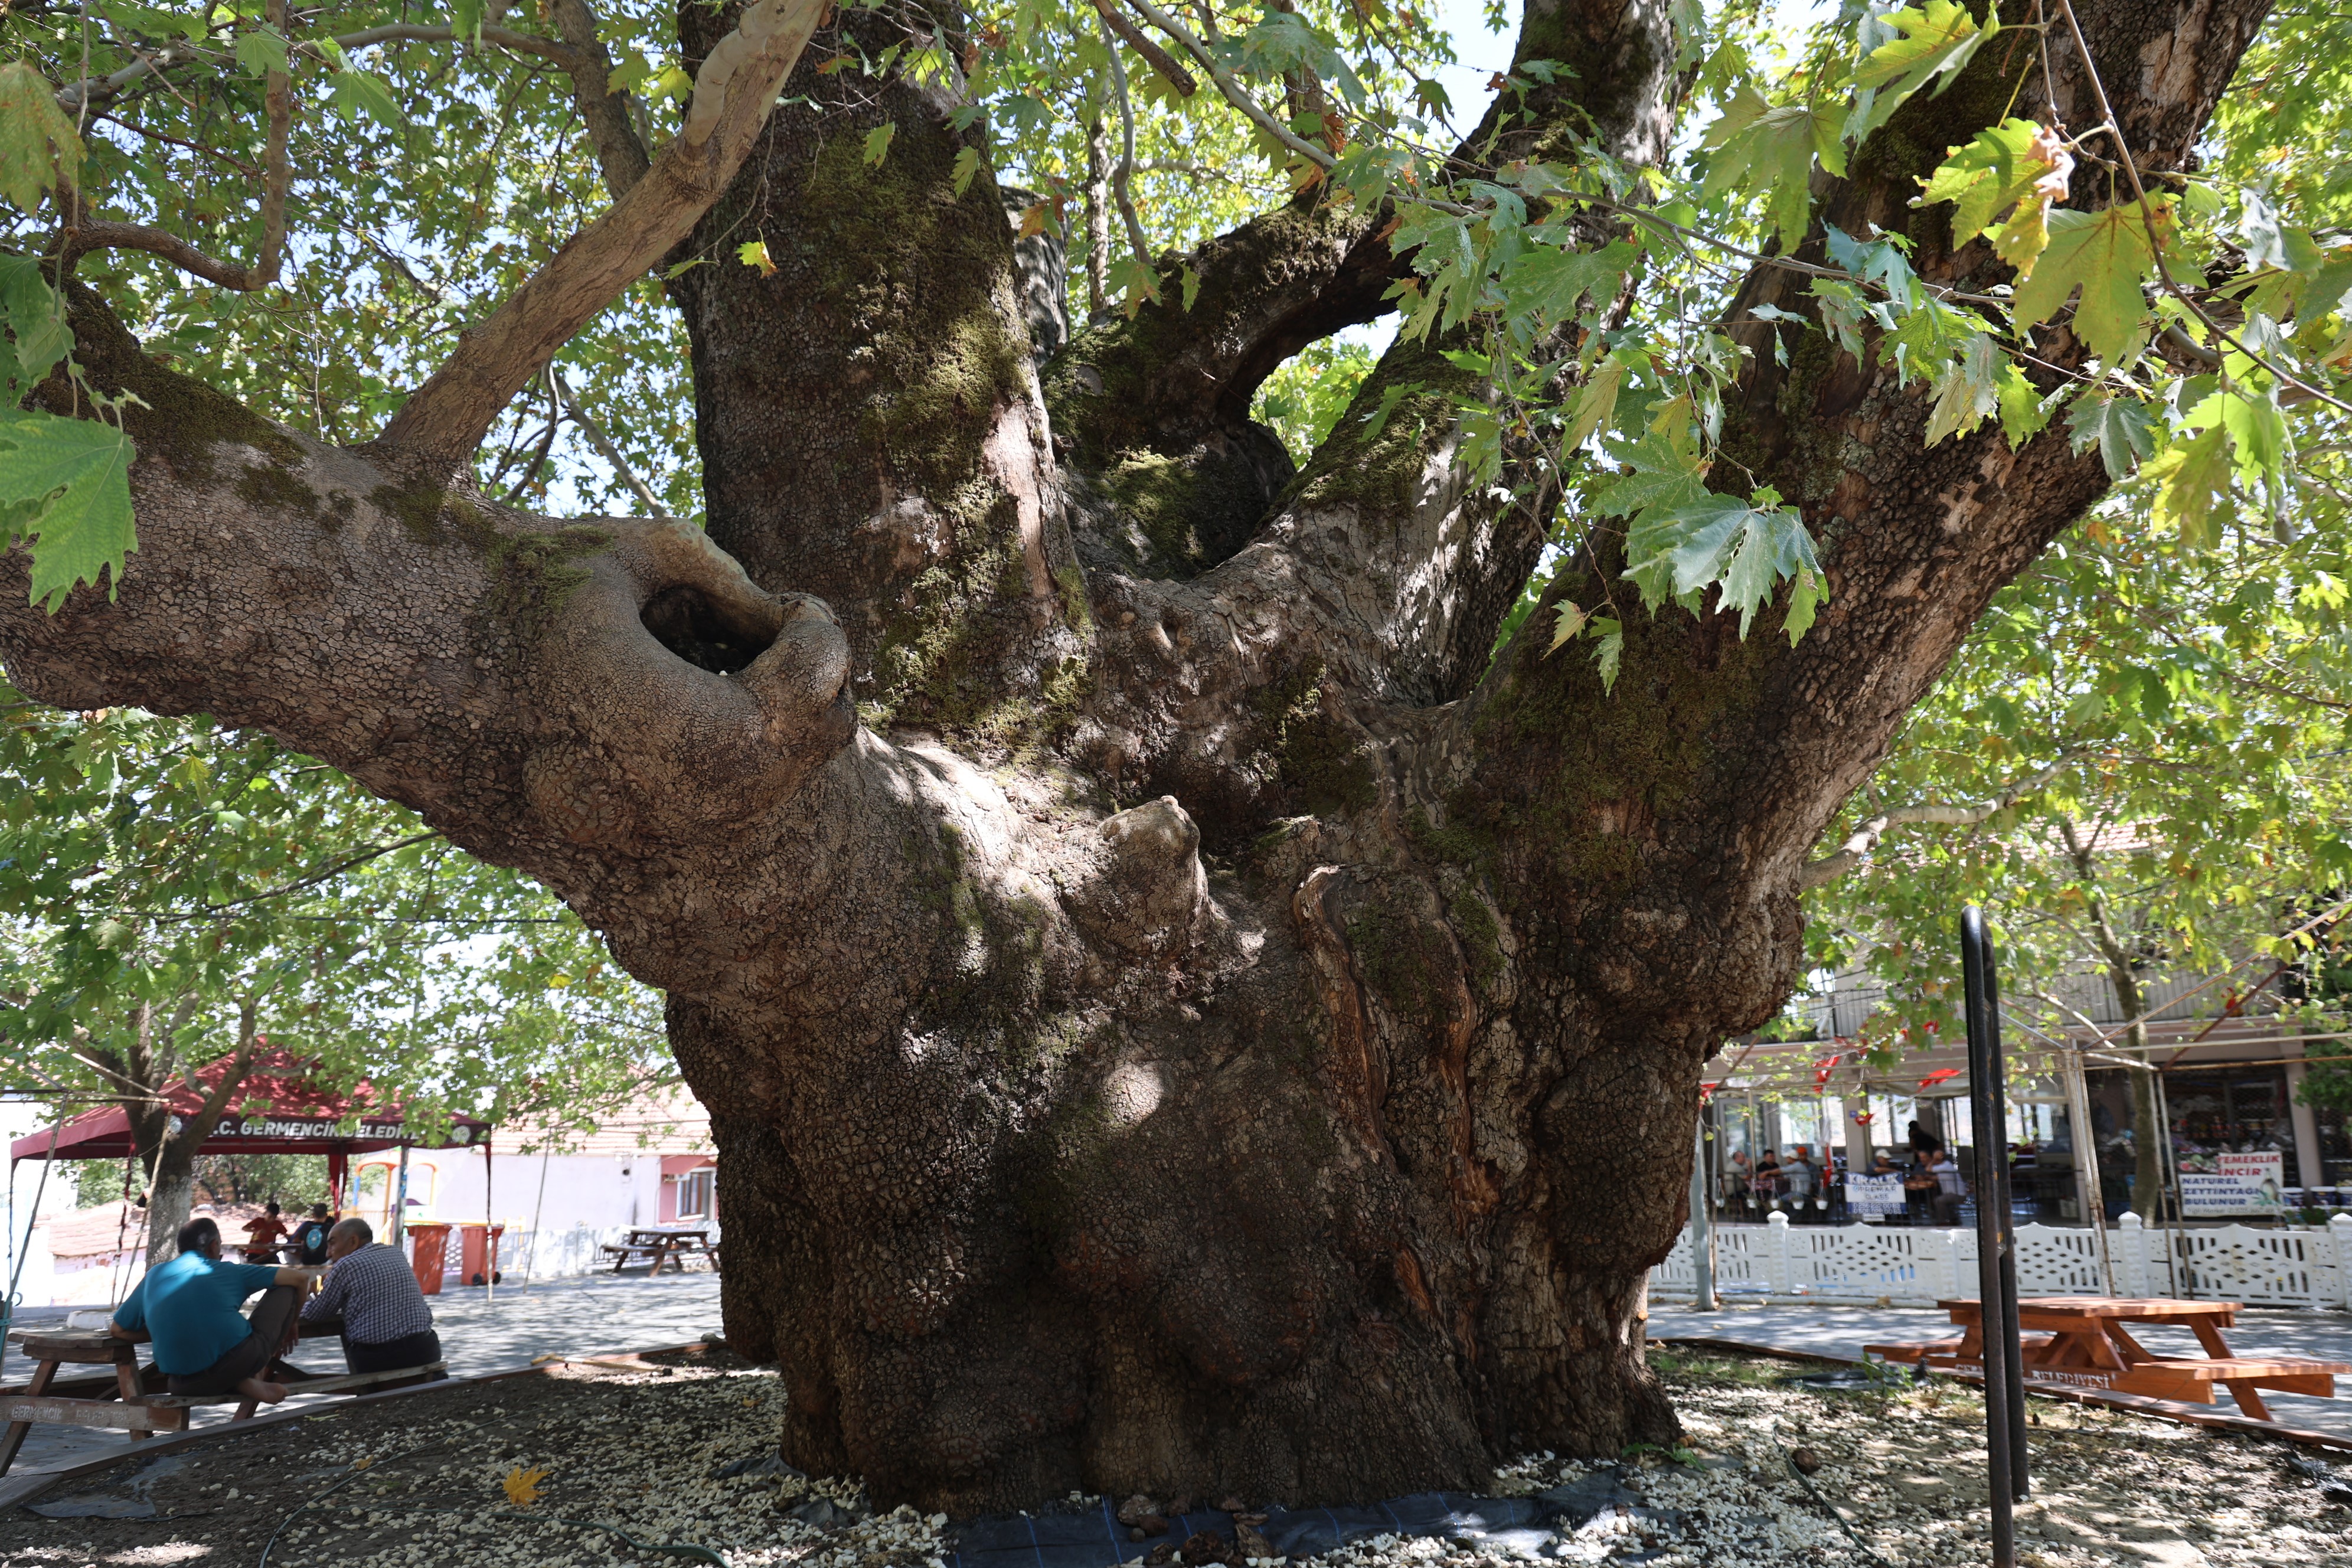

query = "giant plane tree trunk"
[0,0,2268,1513]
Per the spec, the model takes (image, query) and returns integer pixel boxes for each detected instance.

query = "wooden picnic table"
[599,1228,720,1277]
[2,1318,438,1476]
[1867,1296,2351,1422]
[600,1228,720,1276]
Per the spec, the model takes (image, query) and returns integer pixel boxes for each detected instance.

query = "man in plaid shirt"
[299,1217,443,1375]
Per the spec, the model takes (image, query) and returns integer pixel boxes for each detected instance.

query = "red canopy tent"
[9,1050,488,1203]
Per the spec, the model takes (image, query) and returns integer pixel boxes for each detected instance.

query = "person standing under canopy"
[108,1217,321,1405]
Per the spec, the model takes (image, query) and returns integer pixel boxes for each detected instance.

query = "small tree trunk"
[1084,109,1110,315]
[145,1138,201,1265]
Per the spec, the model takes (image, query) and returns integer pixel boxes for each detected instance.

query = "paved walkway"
[2,1268,723,1477]
[1650,1298,2352,1438]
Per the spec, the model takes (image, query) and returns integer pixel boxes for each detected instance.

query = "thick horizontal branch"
[373,0,829,463]
[1799,756,2080,890]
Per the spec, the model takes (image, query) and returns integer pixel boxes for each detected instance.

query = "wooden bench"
[137,1361,446,1422]
[4,1325,443,1475]
[2103,1355,2341,1419]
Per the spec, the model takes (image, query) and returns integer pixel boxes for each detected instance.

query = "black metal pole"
[1981,947,2030,1501]
[1962,907,2018,1568]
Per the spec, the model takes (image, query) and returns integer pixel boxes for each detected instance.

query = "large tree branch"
[547,0,654,201]
[4,289,858,896]
[374,0,828,464]
[1061,0,1682,823]
[1798,755,2080,889]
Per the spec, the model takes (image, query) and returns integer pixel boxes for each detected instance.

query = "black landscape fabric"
[944,1487,1626,1568]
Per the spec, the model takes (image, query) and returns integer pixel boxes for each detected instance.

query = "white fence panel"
[2011,1224,2109,1295]
[1782,1219,1952,1301]
[1649,1213,2352,1309]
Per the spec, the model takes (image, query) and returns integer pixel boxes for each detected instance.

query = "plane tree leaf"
[0,413,139,612]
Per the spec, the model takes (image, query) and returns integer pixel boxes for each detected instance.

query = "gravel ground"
[1,1344,2346,1567]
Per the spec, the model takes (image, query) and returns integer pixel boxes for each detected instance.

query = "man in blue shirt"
[110,1216,322,1403]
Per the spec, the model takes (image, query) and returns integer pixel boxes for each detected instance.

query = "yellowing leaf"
[502,1465,553,1507]
[0,61,83,213]
[2148,424,2231,549]
[1850,1,1997,141]
[736,239,776,277]
[2009,202,2168,365]
[1566,352,1630,452]
[1916,119,2057,241]
[1546,601,1589,656]
[1923,332,1998,446]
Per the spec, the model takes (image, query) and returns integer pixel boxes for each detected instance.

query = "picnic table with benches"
[599,1227,720,1277]
[1,1321,441,1476]
[1866,1295,2351,1422]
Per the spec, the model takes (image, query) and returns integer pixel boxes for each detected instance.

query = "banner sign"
[2178,1149,2285,1217]
[1845,1174,1907,1216]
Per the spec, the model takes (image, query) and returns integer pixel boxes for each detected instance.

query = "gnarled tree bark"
[0,0,2268,1514]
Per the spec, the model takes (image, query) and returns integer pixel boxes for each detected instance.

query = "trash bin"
[458,1223,505,1286]
[404,1222,452,1295]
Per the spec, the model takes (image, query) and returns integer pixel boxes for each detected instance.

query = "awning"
[11,1049,488,1162]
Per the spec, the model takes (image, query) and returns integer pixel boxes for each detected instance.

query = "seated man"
[110,1217,320,1404]
[300,1218,440,1374]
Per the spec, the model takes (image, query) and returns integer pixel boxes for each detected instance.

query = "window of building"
[675,1166,714,1220]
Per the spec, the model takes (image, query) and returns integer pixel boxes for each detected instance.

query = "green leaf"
[1995,362,2050,449]
[0,256,71,401]
[1180,264,1203,313]
[1499,239,1636,326]
[328,69,406,129]
[950,144,980,197]
[0,61,83,213]
[1590,619,1623,693]
[2218,390,2288,485]
[449,0,485,44]
[736,239,775,277]
[1850,1,1996,141]
[863,122,897,166]
[1700,86,1841,251]
[234,29,292,79]
[2065,391,2157,480]
[0,413,139,612]
[1358,380,1420,443]
[2148,424,2231,548]
[2010,202,2169,365]
[1623,491,1826,636]
[1783,568,1823,646]
[1589,430,1707,522]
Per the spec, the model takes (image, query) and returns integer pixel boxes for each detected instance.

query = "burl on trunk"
[0,0,2266,1514]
